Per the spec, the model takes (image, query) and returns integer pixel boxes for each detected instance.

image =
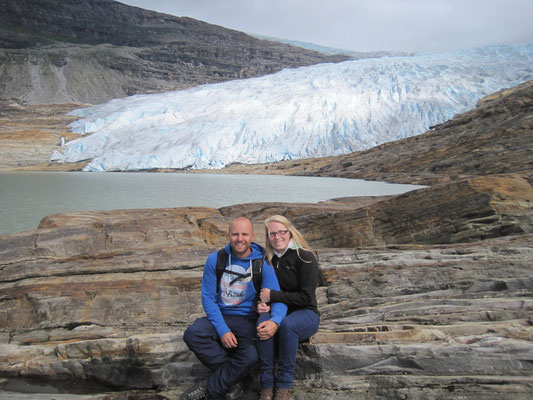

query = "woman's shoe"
[260,388,274,400]
[275,388,290,400]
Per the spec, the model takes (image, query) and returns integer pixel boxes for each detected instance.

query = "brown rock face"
[298,173,533,248]
[1,176,532,399]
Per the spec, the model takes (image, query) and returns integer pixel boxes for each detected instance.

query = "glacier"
[50,43,533,172]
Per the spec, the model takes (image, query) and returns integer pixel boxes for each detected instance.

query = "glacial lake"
[0,172,425,235]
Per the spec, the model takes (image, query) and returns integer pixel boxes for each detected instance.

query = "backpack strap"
[215,249,228,294]
[251,258,263,299]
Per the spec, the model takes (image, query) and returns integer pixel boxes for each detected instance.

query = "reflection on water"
[0,172,425,235]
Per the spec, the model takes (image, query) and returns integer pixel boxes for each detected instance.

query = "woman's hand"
[260,288,271,303]
[257,302,271,314]
[257,320,278,340]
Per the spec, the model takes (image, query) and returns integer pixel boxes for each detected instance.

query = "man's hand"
[260,288,271,303]
[257,302,271,314]
[221,331,238,349]
[257,320,278,340]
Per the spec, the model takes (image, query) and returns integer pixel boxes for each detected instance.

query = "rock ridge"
[0,0,350,105]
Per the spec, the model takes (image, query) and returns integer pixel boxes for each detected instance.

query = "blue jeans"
[257,309,320,389]
[183,315,258,398]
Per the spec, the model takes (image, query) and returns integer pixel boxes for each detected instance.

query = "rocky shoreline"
[0,82,532,399]
[1,194,532,399]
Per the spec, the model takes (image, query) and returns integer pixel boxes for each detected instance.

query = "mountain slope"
[250,33,412,58]
[0,0,349,104]
[50,44,533,172]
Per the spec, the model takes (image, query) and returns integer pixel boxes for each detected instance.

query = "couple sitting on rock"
[180,216,320,400]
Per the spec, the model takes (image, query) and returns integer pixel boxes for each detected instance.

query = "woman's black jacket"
[268,248,319,315]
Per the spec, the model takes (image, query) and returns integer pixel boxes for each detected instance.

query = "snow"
[51,43,533,172]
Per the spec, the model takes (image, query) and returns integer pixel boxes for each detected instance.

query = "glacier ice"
[50,43,533,172]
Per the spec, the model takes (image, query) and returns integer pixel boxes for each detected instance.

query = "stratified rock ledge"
[1,173,532,399]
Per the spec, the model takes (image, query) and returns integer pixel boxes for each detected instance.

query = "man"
[181,217,287,400]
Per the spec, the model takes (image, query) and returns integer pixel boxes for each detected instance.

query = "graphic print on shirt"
[220,263,252,305]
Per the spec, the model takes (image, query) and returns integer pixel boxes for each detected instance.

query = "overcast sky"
[119,0,533,53]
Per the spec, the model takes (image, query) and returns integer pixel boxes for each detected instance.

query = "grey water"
[0,172,425,235]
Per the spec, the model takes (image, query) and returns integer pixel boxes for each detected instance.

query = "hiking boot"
[225,380,244,399]
[180,380,209,400]
[260,388,274,400]
[275,388,290,400]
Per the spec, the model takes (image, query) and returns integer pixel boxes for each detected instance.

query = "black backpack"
[215,249,263,299]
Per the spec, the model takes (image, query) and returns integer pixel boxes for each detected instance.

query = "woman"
[256,215,320,400]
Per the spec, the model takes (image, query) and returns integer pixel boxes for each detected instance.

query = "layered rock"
[1,176,532,399]
[300,173,533,247]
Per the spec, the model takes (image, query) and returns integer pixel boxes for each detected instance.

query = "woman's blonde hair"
[264,215,317,264]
